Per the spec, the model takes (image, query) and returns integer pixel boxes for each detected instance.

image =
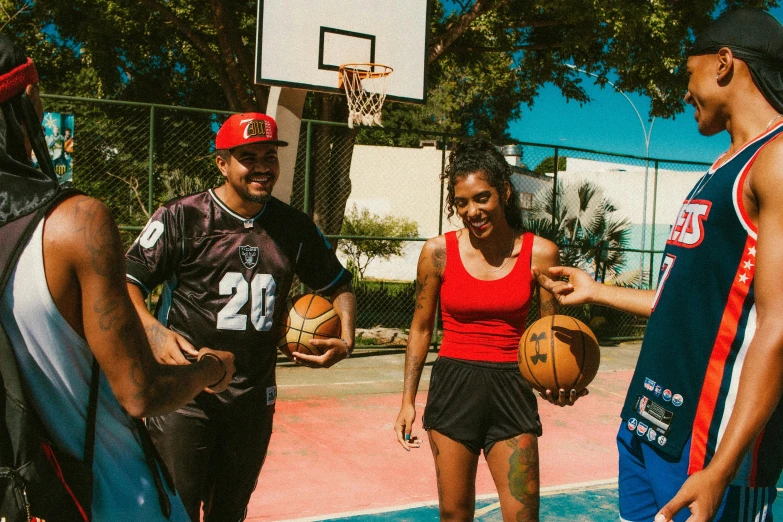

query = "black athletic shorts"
[147,387,275,522]
[422,356,542,456]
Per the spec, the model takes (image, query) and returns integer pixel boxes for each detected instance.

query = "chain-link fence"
[42,95,710,345]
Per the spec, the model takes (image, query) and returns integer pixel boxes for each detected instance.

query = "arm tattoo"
[94,294,123,331]
[540,296,558,316]
[432,244,446,273]
[506,435,540,521]
[403,352,426,397]
[72,198,175,406]
[73,198,119,278]
[145,322,170,353]
[414,274,429,310]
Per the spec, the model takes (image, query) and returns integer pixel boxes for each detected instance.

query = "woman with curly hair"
[394,138,584,521]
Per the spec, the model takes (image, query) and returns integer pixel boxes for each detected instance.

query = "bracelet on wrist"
[199,352,227,388]
[340,338,353,358]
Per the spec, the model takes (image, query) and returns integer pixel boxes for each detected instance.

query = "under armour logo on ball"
[530,332,548,364]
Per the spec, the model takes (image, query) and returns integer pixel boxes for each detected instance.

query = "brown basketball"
[518,315,600,393]
[276,293,342,357]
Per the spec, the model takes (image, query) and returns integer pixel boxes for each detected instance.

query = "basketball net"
[338,63,393,129]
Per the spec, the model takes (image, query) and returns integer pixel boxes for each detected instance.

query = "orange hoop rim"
[338,63,393,89]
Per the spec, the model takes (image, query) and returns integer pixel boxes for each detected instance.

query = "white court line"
[474,478,619,517]
[275,478,619,521]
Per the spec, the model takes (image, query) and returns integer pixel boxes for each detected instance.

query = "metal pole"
[148,105,155,216]
[648,160,660,289]
[302,122,314,295]
[564,65,655,283]
[438,138,446,235]
[146,105,156,311]
[304,121,313,216]
[433,137,448,352]
[640,118,656,286]
[552,147,559,238]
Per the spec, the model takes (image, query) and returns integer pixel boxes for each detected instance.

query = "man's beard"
[242,188,271,205]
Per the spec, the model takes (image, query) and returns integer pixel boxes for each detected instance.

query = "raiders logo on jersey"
[239,245,260,269]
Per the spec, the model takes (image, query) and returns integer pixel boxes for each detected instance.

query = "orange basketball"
[518,315,600,393]
[276,293,342,357]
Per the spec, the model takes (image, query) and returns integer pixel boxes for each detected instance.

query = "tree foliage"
[339,205,419,279]
[382,0,777,142]
[525,179,632,282]
[6,0,777,132]
[3,0,776,242]
[534,156,567,174]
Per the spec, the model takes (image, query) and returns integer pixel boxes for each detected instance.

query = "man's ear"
[216,154,229,174]
[716,47,735,84]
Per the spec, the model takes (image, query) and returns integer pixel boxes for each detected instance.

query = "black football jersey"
[126,190,351,399]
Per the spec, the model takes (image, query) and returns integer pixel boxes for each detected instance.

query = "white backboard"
[255,0,430,104]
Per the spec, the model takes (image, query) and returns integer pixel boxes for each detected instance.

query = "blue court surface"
[319,484,783,521]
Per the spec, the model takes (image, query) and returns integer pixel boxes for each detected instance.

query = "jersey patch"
[239,245,260,269]
[667,200,711,248]
[266,386,277,405]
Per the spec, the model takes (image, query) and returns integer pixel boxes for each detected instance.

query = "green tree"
[534,156,567,175]
[10,0,776,132]
[6,0,775,238]
[379,0,777,142]
[339,205,419,280]
[525,179,632,282]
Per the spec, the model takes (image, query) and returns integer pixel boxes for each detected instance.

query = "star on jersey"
[736,241,757,287]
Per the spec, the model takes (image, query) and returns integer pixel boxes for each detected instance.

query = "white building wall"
[342,144,461,281]
[555,158,705,232]
[340,149,708,281]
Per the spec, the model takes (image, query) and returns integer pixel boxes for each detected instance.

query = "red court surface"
[246,345,638,521]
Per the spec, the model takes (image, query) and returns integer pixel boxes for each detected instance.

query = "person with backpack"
[0,35,236,521]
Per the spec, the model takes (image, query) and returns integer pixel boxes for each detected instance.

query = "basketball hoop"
[338,63,393,129]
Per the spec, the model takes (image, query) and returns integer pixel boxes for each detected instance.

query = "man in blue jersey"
[537,9,783,522]
[126,112,356,521]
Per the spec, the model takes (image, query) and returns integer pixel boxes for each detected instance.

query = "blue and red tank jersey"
[620,121,783,487]
[438,230,534,363]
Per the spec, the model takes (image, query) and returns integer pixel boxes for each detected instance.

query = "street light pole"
[564,64,655,285]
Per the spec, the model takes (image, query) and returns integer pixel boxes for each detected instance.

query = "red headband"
[0,57,38,105]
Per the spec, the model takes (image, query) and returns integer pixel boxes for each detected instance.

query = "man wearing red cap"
[125,112,356,521]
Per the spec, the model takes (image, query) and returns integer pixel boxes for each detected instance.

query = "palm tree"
[525,179,633,283]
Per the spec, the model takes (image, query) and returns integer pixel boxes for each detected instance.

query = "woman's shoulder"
[421,234,447,259]
[419,231,463,274]
[530,234,559,259]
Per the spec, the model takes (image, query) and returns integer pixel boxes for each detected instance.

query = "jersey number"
[652,255,675,311]
[139,220,165,248]
[216,272,277,331]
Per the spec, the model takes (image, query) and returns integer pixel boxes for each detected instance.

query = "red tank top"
[438,230,534,363]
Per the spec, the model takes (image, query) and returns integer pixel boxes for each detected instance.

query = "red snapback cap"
[215,112,288,150]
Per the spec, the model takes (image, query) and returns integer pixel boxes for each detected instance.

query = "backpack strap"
[83,357,100,468]
[134,419,173,518]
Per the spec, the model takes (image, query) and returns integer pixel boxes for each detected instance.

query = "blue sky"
[508,7,783,164]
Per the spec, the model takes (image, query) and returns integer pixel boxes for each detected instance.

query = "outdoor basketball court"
[246,4,783,520]
[243,343,783,521]
[244,343,628,521]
